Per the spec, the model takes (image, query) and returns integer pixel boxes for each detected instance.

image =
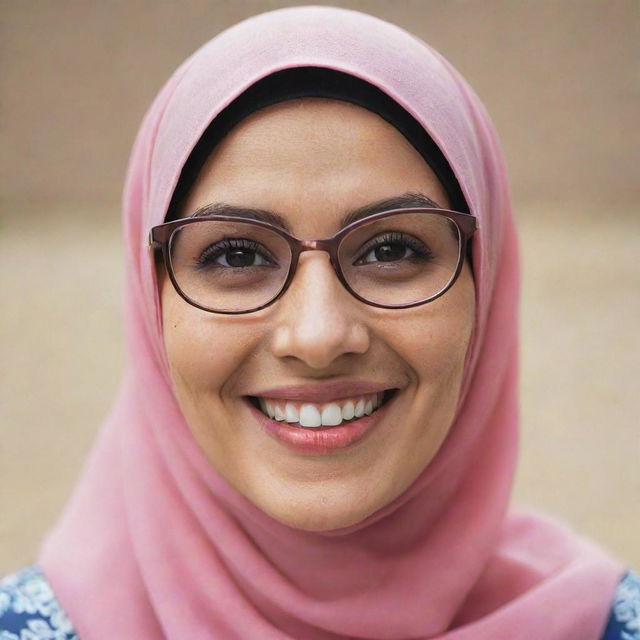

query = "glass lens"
[338,212,462,306]
[169,220,292,312]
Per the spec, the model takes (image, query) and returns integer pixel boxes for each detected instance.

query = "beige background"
[1,1,638,575]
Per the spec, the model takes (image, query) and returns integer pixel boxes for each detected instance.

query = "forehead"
[180,99,450,230]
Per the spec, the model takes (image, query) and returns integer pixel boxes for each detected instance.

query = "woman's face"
[160,99,475,531]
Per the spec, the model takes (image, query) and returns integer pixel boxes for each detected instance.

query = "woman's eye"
[355,233,430,265]
[359,242,413,264]
[215,248,269,267]
[197,239,274,269]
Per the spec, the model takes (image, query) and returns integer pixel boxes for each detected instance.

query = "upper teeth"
[257,393,383,428]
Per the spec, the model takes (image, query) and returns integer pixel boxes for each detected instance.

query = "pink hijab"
[39,7,623,639]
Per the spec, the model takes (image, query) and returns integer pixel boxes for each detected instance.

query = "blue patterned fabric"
[1,564,638,638]
[0,565,78,639]
[603,572,640,640]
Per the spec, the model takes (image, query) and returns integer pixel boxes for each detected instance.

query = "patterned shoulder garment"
[0,565,78,640]
[602,572,640,640]
[1,565,638,638]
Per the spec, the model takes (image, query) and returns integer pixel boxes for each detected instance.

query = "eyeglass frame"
[149,206,477,315]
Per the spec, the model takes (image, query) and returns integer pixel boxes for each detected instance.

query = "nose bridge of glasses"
[300,239,319,251]
[299,238,330,250]
[292,239,342,291]
[298,237,336,258]
[295,238,342,280]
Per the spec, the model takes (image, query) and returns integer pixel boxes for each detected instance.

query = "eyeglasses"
[149,207,476,314]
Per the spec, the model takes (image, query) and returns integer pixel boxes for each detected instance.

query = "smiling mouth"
[248,390,397,428]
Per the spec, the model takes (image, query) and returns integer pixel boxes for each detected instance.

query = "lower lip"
[247,396,394,455]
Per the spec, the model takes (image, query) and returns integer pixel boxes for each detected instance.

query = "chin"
[249,481,388,532]
[274,505,373,533]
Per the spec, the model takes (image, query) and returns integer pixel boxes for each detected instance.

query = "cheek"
[160,283,255,403]
[396,272,475,478]
[397,274,475,391]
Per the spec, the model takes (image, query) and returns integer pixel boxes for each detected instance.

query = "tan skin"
[159,99,475,531]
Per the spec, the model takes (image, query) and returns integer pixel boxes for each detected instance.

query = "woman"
[1,6,637,639]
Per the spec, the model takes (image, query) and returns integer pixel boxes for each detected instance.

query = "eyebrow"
[190,192,443,232]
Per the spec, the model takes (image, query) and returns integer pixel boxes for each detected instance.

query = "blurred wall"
[2,0,638,213]
[1,1,638,575]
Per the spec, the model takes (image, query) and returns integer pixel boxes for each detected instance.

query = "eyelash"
[355,232,433,263]
[195,238,273,267]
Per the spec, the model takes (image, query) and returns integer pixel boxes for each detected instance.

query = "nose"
[270,252,370,370]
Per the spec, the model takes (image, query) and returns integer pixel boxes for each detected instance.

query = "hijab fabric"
[165,67,469,219]
[39,7,623,639]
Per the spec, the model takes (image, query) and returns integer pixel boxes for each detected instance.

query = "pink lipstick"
[245,385,397,454]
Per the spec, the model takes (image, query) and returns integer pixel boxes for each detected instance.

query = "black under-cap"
[166,67,467,220]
